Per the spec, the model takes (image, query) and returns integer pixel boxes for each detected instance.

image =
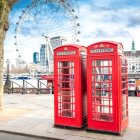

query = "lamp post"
[4,59,11,93]
[6,59,10,82]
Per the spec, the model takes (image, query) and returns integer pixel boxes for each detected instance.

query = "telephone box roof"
[88,41,123,49]
[54,44,86,52]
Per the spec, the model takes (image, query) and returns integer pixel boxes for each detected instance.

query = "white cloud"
[4,1,140,66]
[77,3,140,50]
[5,1,77,65]
[4,33,45,65]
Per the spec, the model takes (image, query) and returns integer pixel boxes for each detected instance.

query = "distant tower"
[131,40,136,54]
[131,41,136,71]
[131,40,136,59]
[33,52,39,64]
[40,44,48,67]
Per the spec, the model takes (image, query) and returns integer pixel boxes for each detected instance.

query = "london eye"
[11,0,80,73]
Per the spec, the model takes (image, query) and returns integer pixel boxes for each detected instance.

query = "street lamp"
[4,59,11,93]
[6,59,10,82]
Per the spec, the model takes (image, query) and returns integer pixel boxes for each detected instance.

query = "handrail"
[11,80,23,88]
[37,80,48,94]
[11,81,24,93]
[6,79,49,94]
[24,80,36,89]
[24,80,37,94]
[38,80,48,88]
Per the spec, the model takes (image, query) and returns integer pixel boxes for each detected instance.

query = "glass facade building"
[40,44,48,67]
[33,52,39,64]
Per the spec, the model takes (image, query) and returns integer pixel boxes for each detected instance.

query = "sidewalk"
[0,94,140,140]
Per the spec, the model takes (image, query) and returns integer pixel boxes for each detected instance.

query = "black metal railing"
[37,80,49,94]
[6,79,49,94]
[11,81,24,93]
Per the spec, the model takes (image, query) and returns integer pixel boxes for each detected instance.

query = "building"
[40,44,48,68]
[38,37,67,73]
[33,52,39,64]
[50,36,67,49]
[124,50,140,73]
[49,36,67,72]
[124,41,140,78]
[16,57,26,68]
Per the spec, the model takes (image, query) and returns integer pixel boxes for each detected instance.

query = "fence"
[4,79,52,94]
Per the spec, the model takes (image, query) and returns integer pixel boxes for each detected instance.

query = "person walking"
[48,85,52,94]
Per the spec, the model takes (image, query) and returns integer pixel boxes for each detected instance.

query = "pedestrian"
[52,86,54,94]
[48,85,52,94]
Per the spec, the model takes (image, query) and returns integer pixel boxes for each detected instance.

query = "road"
[0,132,51,140]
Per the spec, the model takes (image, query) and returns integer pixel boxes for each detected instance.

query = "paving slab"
[0,94,140,140]
[0,107,31,123]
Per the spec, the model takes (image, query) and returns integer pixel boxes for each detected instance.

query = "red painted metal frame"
[54,44,87,128]
[41,75,54,80]
[87,41,128,134]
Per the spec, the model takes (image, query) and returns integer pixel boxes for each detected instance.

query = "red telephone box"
[87,41,128,134]
[54,44,87,128]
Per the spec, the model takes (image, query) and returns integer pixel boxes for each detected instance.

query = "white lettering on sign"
[90,48,114,53]
[57,51,76,55]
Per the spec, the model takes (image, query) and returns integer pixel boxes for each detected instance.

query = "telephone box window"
[57,61,75,118]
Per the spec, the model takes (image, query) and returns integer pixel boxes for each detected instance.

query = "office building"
[40,44,48,68]
[49,36,67,72]
[33,52,39,64]
[50,36,67,49]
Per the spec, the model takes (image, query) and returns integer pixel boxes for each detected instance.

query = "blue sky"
[78,0,140,48]
[4,0,140,65]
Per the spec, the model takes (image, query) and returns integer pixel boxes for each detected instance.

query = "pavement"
[0,93,140,140]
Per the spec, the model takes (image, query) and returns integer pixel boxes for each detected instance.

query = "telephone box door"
[57,60,75,117]
[54,57,82,127]
[88,56,117,132]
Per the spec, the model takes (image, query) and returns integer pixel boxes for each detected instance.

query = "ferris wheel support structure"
[14,0,80,74]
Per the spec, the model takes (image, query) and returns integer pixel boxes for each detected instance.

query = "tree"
[0,0,17,109]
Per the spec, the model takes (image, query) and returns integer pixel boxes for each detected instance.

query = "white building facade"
[49,36,67,73]
[124,52,140,73]
[124,41,140,74]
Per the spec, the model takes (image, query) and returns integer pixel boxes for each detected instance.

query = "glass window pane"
[92,68,96,74]
[95,60,102,66]
[92,60,95,66]
[91,59,113,122]
[57,61,75,118]
[103,61,109,66]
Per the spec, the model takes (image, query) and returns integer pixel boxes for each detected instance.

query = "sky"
[4,0,140,65]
